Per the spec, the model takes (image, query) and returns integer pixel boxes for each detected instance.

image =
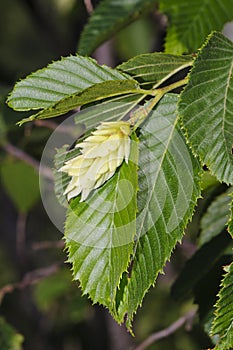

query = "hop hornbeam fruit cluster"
[60,121,131,201]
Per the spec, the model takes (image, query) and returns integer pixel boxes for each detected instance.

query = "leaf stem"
[134,309,196,350]
[131,77,188,130]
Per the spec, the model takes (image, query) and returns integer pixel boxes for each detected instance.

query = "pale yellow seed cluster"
[60,121,131,201]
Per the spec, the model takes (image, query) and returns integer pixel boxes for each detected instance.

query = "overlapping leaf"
[74,93,144,130]
[118,52,193,87]
[78,0,156,56]
[160,0,233,54]
[199,188,232,246]
[7,55,129,111]
[211,262,233,349]
[115,94,201,327]
[17,79,141,125]
[64,137,138,312]
[179,32,233,185]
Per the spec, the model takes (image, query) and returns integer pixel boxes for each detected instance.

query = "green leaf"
[116,94,201,327]
[78,0,157,56]
[18,79,141,125]
[118,52,193,87]
[228,197,233,238]
[199,188,233,246]
[179,32,233,185]
[160,0,233,54]
[0,159,40,213]
[7,55,129,111]
[211,262,233,349]
[0,317,24,350]
[64,136,138,313]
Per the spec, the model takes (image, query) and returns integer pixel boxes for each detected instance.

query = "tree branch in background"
[2,142,53,180]
[16,212,27,264]
[32,240,65,250]
[0,263,61,302]
[84,0,93,14]
[134,309,197,350]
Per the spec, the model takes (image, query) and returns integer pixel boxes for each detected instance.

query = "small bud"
[60,121,131,201]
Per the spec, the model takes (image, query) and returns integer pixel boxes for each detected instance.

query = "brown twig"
[134,309,197,350]
[2,142,53,180]
[84,0,93,14]
[32,240,65,250]
[16,212,27,263]
[0,263,61,302]
[34,119,83,137]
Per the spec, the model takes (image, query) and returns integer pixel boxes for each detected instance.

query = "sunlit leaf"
[7,55,129,111]
[64,135,138,313]
[18,79,140,125]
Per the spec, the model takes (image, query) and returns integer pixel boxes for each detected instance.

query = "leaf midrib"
[137,110,178,240]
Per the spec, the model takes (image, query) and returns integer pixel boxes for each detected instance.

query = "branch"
[34,119,81,135]
[2,142,53,180]
[84,0,93,14]
[134,309,197,350]
[0,263,61,302]
[32,240,65,250]
[16,212,27,264]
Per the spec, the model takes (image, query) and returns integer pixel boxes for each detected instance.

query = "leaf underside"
[18,79,140,125]
[7,55,129,111]
[179,32,233,185]
[118,52,193,87]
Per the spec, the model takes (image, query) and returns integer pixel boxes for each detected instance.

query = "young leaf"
[179,32,233,185]
[199,188,232,246]
[78,0,157,56]
[116,94,201,327]
[118,52,193,87]
[160,0,233,54]
[211,262,233,350]
[18,79,141,125]
[64,136,138,312]
[7,55,129,111]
